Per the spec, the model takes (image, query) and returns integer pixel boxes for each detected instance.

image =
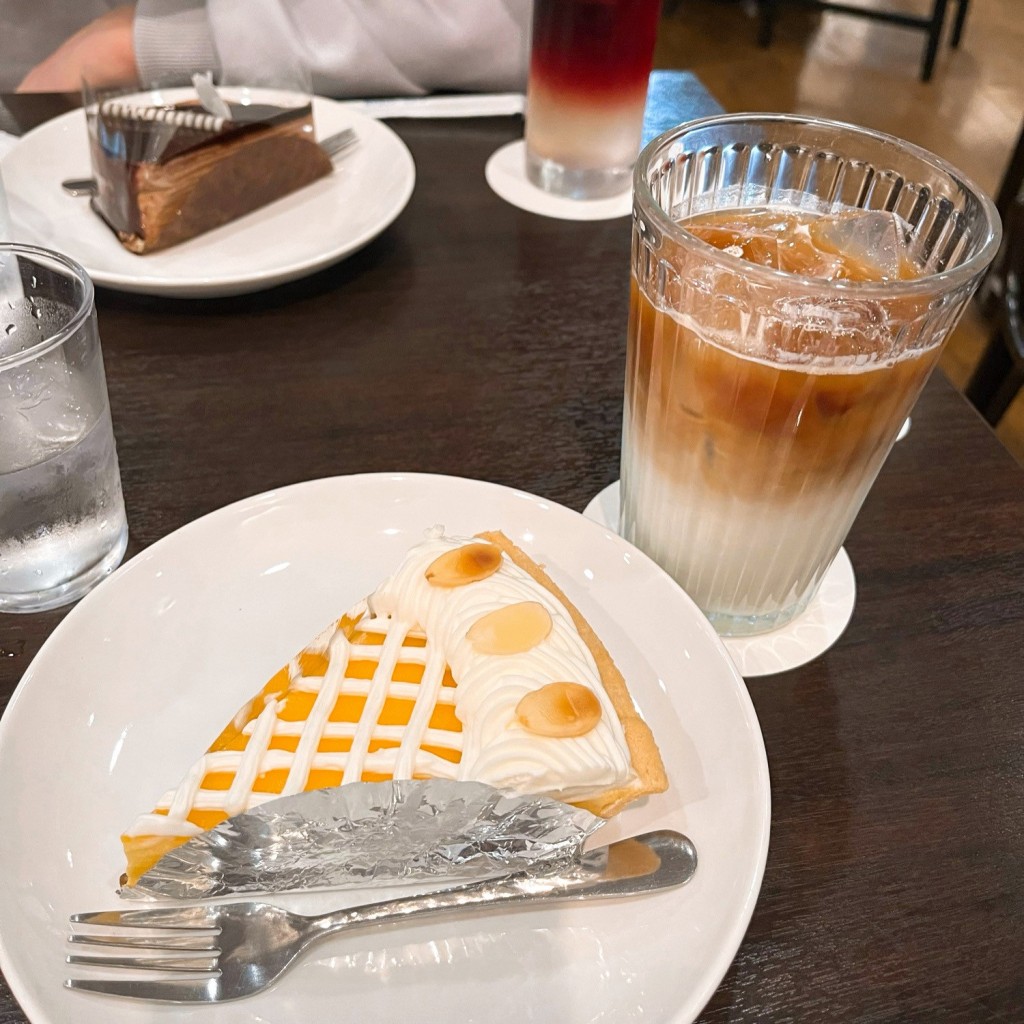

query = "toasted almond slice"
[467,601,553,655]
[515,682,602,738]
[425,543,502,588]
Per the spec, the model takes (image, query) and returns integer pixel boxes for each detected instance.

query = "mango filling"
[184,620,463,832]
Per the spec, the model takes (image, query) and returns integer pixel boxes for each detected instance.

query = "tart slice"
[121,530,667,886]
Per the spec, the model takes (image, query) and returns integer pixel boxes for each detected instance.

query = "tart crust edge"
[477,530,669,817]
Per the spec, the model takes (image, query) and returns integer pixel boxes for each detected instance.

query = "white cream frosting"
[126,530,635,840]
[367,529,635,802]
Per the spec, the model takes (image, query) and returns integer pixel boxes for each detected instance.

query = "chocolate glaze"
[86,100,332,253]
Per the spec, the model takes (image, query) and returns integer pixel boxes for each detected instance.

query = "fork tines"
[68,928,216,950]
[70,906,218,928]
[67,950,220,972]
[67,908,222,988]
[66,978,223,1001]
[320,126,358,158]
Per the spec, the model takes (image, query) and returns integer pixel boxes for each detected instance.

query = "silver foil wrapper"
[124,780,604,900]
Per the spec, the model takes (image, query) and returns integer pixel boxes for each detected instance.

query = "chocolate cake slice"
[87,99,333,254]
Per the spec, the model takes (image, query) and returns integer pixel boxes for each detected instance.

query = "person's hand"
[18,5,138,92]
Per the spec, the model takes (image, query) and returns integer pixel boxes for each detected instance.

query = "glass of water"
[0,244,128,612]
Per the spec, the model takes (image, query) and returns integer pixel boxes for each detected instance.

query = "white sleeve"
[134,0,221,87]
[136,0,530,97]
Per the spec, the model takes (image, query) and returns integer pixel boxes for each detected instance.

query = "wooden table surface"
[1,104,1023,1023]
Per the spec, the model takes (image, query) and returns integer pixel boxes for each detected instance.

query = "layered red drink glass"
[525,0,661,199]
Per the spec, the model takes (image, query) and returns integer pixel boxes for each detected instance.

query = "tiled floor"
[654,0,1024,465]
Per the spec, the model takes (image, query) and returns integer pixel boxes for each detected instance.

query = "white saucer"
[0,472,769,1024]
[2,90,415,298]
[583,480,857,678]
[485,140,632,221]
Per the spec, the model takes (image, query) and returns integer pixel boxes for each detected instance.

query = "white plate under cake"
[1,91,415,297]
[0,473,770,1024]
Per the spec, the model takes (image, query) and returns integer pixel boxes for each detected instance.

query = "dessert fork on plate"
[318,126,359,159]
[60,126,359,198]
[66,829,697,1004]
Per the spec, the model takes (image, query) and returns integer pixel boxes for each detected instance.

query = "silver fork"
[60,126,359,198]
[318,125,358,159]
[66,830,696,1003]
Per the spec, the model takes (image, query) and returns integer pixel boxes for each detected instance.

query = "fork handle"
[305,829,696,942]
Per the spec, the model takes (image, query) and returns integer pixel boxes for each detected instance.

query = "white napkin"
[342,93,524,120]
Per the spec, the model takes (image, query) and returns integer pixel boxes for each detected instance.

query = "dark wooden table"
[2,99,1023,1023]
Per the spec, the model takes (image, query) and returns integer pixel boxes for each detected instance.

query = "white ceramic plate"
[0,473,770,1023]
[0,91,415,297]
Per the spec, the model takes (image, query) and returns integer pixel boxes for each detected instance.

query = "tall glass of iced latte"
[622,115,1000,636]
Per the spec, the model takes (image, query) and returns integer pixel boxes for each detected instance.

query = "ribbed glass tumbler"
[621,114,1001,636]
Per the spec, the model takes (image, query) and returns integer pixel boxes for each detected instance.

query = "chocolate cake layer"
[87,102,333,254]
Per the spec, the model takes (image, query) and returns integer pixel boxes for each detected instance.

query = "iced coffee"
[622,116,1000,636]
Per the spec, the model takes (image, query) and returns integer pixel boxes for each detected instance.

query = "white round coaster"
[582,480,857,678]
[484,140,633,221]
[896,416,911,442]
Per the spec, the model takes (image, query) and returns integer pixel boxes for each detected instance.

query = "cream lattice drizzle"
[125,530,634,840]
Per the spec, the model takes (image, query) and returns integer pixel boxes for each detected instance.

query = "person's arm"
[132,0,220,91]
[173,0,530,97]
[20,0,530,98]
[213,0,529,96]
[17,5,138,92]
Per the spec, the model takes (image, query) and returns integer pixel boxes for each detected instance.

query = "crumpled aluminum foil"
[123,780,604,901]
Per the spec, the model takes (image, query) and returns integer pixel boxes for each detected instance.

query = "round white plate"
[0,473,770,1024]
[0,91,415,297]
